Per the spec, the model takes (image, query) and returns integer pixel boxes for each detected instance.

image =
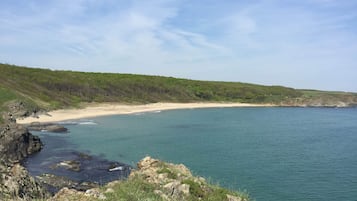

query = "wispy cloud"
[0,0,356,91]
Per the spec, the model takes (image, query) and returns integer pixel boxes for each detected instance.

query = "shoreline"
[17,102,273,124]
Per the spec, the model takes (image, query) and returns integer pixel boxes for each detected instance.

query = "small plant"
[182,179,205,198]
[156,167,177,179]
[104,176,163,201]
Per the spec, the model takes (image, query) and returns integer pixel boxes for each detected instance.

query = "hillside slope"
[0,63,301,107]
[1,63,356,120]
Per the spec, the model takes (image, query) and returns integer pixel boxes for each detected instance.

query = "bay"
[27,107,357,200]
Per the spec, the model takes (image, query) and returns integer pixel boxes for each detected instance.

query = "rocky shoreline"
[25,149,132,194]
[51,156,248,201]
[0,103,250,201]
[0,122,248,201]
[0,107,131,200]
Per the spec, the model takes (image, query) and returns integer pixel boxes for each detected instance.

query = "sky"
[1,0,356,92]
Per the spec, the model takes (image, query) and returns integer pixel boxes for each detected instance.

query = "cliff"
[0,123,49,200]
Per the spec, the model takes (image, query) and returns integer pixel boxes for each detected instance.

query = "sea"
[25,107,357,201]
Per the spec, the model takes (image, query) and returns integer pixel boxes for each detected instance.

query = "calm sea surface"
[27,107,357,200]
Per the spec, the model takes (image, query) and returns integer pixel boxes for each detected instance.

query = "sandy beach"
[17,102,272,124]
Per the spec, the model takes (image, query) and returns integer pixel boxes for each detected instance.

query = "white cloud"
[1,0,357,91]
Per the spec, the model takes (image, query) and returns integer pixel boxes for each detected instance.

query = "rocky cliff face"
[0,122,49,200]
[0,124,43,163]
[0,162,48,200]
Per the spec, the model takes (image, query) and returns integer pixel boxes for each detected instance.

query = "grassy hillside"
[1,63,356,121]
[0,63,302,109]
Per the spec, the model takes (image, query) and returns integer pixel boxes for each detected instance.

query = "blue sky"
[1,0,356,92]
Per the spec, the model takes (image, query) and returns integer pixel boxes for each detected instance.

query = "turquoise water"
[33,107,357,200]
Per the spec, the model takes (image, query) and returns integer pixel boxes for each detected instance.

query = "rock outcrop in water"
[0,124,43,163]
[27,122,68,133]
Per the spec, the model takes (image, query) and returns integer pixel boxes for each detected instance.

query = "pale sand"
[17,102,273,124]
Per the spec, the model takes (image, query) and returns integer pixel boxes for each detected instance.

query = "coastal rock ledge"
[52,156,250,201]
[0,124,48,200]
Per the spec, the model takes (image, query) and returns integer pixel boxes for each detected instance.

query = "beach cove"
[17,102,272,124]
[23,106,357,201]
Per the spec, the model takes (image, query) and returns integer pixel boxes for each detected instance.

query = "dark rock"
[36,174,99,193]
[36,174,78,192]
[0,124,43,163]
[53,160,81,172]
[27,122,68,133]
[0,123,49,200]
[45,125,68,133]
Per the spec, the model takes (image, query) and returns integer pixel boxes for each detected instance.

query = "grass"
[182,179,205,198]
[0,87,18,123]
[103,176,251,201]
[104,176,163,201]
[1,63,356,121]
[157,167,178,179]
[0,63,303,109]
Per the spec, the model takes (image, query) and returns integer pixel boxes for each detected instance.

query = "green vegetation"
[157,167,178,179]
[1,63,357,122]
[104,176,163,201]
[0,63,302,109]
[182,179,205,198]
[0,88,17,123]
[103,175,251,201]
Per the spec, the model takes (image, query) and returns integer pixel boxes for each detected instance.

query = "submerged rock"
[78,152,92,160]
[52,160,81,172]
